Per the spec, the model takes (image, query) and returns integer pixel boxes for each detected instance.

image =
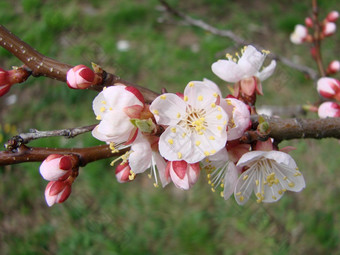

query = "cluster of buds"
[317,77,340,118]
[60,44,305,206]
[39,154,79,206]
[290,10,339,45]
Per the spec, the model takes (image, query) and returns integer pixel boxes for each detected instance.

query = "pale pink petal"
[184,81,220,109]
[238,45,266,76]
[211,60,245,83]
[150,93,186,125]
[129,136,152,174]
[257,60,276,81]
[223,162,239,200]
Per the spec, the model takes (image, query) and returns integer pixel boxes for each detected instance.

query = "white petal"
[103,85,143,109]
[170,166,190,190]
[150,93,186,125]
[184,81,220,109]
[129,136,152,174]
[237,151,267,168]
[211,60,245,82]
[92,92,106,117]
[223,162,239,200]
[152,152,170,187]
[257,60,276,81]
[234,168,256,205]
[238,45,265,76]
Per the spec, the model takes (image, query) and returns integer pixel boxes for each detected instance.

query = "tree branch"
[0,25,159,103]
[0,144,127,166]
[158,0,319,80]
[5,124,97,150]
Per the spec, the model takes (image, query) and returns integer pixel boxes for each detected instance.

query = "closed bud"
[0,68,10,97]
[290,24,308,44]
[318,102,340,118]
[327,60,340,74]
[40,154,77,181]
[305,17,313,28]
[317,77,340,100]
[326,11,339,22]
[115,162,133,183]
[44,180,72,207]
[66,64,95,89]
[167,161,200,190]
[323,22,336,37]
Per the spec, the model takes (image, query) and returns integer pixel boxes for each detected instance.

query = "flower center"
[180,106,207,135]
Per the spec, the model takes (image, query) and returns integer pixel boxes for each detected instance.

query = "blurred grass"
[1,0,340,254]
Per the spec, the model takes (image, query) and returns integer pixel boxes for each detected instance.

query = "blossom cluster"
[39,45,306,206]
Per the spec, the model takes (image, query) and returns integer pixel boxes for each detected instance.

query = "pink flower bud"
[290,24,308,44]
[167,161,200,190]
[305,17,313,27]
[115,162,133,183]
[0,68,11,97]
[326,11,339,22]
[318,102,340,118]
[317,77,340,100]
[44,180,72,207]
[327,60,340,74]
[40,154,75,181]
[323,22,336,37]
[66,65,95,89]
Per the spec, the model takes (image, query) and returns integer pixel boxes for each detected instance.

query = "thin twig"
[5,124,97,150]
[159,0,319,80]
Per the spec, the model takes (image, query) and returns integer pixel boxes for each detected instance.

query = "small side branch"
[5,124,97,151]
[159,0,319,80]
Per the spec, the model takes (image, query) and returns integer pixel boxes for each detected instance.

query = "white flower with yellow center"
[150,80,228,163]
[235,151,306,205]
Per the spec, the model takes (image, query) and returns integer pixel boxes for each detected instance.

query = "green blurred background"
[1,0,340,254]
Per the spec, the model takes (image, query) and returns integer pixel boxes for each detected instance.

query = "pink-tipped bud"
[0,68,11,97]
[318,101,340,118]
[44,180,72,207]
[115,162,132,183]
[290,24,308,44]
[305,17,313,27]
[66,65,95,89]
[317,77,340,100]
[40,154,76,181]
[167,161,200,190]
[326,11,339,22]
[323,22,336,37]
[327,60,340,74]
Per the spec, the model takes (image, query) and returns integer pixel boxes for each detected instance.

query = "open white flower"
[235,151,305,205]
[211,45,276,83]
[92,85,144,145]
[150,80,228,163]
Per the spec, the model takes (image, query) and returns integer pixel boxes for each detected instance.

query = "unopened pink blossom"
[305,17,313,27]
[290,24,308,44]
[92,85,145,145]
[40,154,75,181]
[66,64,95,89]
[317,77,340,100]
[326,11,339,22]
[323,22,336,37]
[318,102,340,118]
[327,60,340,74]
[0,68,11,97]
[44,180,72,207]
[115,162,132,183]
[166,160,200,190]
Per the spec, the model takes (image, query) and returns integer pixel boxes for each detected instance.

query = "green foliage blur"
[1,0,340,254]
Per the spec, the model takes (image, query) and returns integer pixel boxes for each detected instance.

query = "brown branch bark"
[159,0,319,81]
[0,144,127,166]
[0,25,159,103]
